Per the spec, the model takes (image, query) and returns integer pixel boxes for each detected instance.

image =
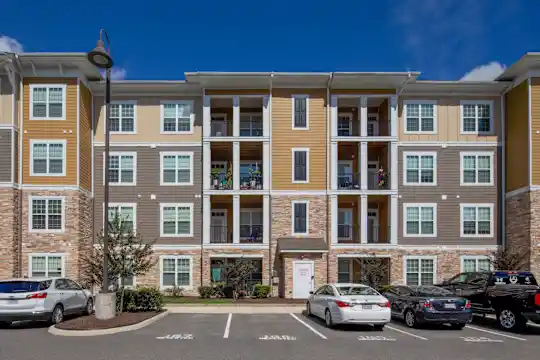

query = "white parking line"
[385,325,428,340]
[289,313,328,339]
[223,313,232,338]
[465,325,527,341]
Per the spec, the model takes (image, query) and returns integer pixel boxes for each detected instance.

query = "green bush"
[378,284,393,293]
[198,286,214,299]
[253,284,270,298]
[116,287,164,312]
[164,286,184,297]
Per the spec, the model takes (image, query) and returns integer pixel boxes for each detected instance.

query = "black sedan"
[381,285,473,329]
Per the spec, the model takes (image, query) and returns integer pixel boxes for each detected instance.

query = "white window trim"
[460,100,494,135]
[159,203,194,238]
[338,208,353,240]
[28,196,66,233]
[337,112,353,135]
[160,100,195,135]
[292,95,310,130]
[403,151,437,186]
[291,200,309,236]
[159,151,194,186]
[104,151,137,186]
[459,151,494,186]
[29,84,67,120]
[106,100,137,134]
[291,148,310,184]
[118,275,137,289]
[460,255,493,272]
[403,203,437,238]
[159,255,193,290]
[103,202,137,233]
[460,203,494,238]
[30,139,67,177]
[403,100,438,134]
[28,253,67,278]
[403,255,437,285]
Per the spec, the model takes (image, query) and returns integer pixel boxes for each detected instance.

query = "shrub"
[116,287,163,312]
[212,282,226,298]
[378,284,393,293]
[198,286,214,299]
[253,284,270,298]
[164,286,184,297]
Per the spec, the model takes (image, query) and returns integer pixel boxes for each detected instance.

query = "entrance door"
[338,113,353,136]
[211,210,227,243]
[367,161,379,189]
[367,113,379,136]
[292,261,314,299]
[338,160,353,188]
[367,209,379,243]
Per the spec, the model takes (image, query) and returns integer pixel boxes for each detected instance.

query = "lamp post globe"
[87,39,114,69]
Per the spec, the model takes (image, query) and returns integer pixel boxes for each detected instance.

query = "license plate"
[362,304,372,310]
[444,303,456,309]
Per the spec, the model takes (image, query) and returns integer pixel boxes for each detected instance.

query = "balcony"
[334,96,392,138]
[337,224,391,244]
[208,96,266,138]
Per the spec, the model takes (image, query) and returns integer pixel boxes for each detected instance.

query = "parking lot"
[1,313,540,360]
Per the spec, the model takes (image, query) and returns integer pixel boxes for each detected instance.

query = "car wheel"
[498,308,526,332]
[325,309,334,328]
[450,323,466,330]
[0,321,11,328]
[373,324,385,331]
[404,309,418,328]
[306,302,312,316]
[50,305,64,325]
[85,298,94,316]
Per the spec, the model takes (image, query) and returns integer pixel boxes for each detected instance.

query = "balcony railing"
[240,225,263,243]
[210,225,230,243]
[240,118,263,137]
[368,172,390,190]
[210,173,233,190]
[338,173,360,189]
[210,119,264,137]
[211,120,230,137]
[239,175,263,190]
[337,224,391,244]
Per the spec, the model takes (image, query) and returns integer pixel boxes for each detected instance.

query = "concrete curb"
[165,305,305,314]
[48,310,169,337]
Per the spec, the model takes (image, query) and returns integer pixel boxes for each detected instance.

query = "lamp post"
[87,30,115,319]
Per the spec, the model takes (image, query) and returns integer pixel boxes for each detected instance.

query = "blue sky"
[0,0,537,81]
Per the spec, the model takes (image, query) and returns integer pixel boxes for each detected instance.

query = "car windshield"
[0,281,51,293]
[336,286,379,296]
[412,286,454,296]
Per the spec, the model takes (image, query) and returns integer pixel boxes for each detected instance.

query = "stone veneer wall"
[0,188,21,278]
[530,191,540,274]
[282,253,327,298]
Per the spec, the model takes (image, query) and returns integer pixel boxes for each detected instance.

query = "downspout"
[267,73,274,294]
[500,83,514,249]
[397,72,412,97]
[326,72,333,284]
[15,53,24,277]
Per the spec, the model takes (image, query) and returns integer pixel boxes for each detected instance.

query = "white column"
[360,142,368,190]
[203,95,211,138]
[263,142,270,190]
[263,195,270,244]
[233,195,240,244]
[263,96,270,137]
[203,195,211,244]
[203,141,211,190]
[360,96,368,137]
[360,195,368,244]
[390,195,398,244]
[331,96,338,137]
[331,142,338,190]
[233,96,240,137]
[331,195,338,244]
[390,95,398,137]
[390,142,398,190]
[233,141,240,190]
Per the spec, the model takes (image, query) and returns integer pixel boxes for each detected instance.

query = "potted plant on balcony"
[225,166,233,189]
[248,168,261,189]
[211,168,222,189]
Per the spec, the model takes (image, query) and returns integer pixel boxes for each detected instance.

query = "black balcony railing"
[338,173,360,189]
[337,224,360,242]
[239,175,263,190]
[368,172,390,190]
[211,120,229,136]
[210,225,230,243]
[211,173,233,190]
[240,225,263,243]
[337,224,391,244]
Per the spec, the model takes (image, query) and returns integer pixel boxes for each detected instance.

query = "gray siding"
[398,146,499,246]
[0,129,12,182]
[94,146,202,245]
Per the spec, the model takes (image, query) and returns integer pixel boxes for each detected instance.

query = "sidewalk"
[165,304,305,314]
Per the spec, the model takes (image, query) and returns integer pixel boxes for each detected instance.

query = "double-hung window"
[161,256,192,289]
[240,210,263,241]
[107,203,136,233]
[160,152,193,185]
[404,204,436,237]
[404,101,436,133]
[461,101,493,134]
[30,85,66,120]
[292,148,309,183]
[460,204,493,237]
[109,102,136,133]
[292,95,309,129]
[292,201,309,235]
[461,256,491,272]
[107,152,136,185]
[405,257,436,285]
[30,196,64,232]
[160,203,193,237]
[404,152,436,185]
[31,140,66,176]
[161,101,193,133]
[460,152,493,185]
[29,254,64,277]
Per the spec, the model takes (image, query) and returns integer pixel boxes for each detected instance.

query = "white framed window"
[161,101,194,134]
[403,100,437,134]
[29,196,65,233]
[106,152,136,185]
[460,100,493,134]
[337,113,353,136]
[292,95,309,129]
[30,84,66,120]
[292,200,309,235]
[108,101,136,133]
[160,203,193,237]
[30,140,66,176]
[292,148,309,183]
[404,256,436,285]
[240,209,263,240]
[460,204,494,237]
[403,203,437,237]
[106,203,137,233]
[28,253,66,277]
[460,152,494,186]
[160,255,193,289]
[160,152,193,186]
[461,256,492,272]
[403,152,437,185]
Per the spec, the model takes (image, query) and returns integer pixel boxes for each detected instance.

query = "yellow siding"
[79,82,92,191]
[206,89,269,95]
[506,80,529,191]
[531,78,540,185]
[0,75,13,124]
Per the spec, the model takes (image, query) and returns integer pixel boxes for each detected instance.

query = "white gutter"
[397,72,412,96]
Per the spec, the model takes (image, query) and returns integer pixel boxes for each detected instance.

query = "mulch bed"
[166,296,305,305]
[55,311,163,331]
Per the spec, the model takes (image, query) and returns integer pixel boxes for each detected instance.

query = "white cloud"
[0,35,24,53]
[102,67,127,80]
[460,62,506,81]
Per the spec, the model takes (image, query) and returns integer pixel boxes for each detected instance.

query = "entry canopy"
[278,238,328,253]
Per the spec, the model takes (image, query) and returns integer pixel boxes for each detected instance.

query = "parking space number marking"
[460,336,502,343]
[156,334,193,340]
[259,335,296,340]
[357,336,396,341]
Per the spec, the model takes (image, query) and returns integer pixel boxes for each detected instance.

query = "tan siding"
[531,78,540,185]
[271,89,327,190]
[0,75,13,124]
[206,89,269,95]
[22,78,77,185]
[506,80,529,191]
[331,89,396,95]
[79,83,92,191]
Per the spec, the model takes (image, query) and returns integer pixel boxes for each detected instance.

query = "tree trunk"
[119,286,125,313]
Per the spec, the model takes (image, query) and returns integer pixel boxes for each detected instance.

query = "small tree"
[490,247,529,271]
[360,253,389,289]
[221,259,256,299]
[81,212,156,312]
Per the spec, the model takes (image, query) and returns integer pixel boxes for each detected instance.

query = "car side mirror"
[309,291,314,295]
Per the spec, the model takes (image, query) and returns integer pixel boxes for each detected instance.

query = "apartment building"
[1,51,539,298]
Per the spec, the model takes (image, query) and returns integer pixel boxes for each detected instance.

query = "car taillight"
[423,301,433,309]
[464,300,471,308]
[26,292,47,299]
[378,301,391,308]
[335,300,350,308]
[535,294,540,306]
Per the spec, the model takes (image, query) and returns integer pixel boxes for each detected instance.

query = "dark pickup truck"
[437,271,540,332]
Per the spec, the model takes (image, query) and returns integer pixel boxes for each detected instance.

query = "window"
[160,203,193,237]
[292,95,309,129]
[404,101,436,133]
[338,259,352,283]
[30,140,66,176]
[29,254,64,277]
[240,210,263,241]
[107,203,136,233]
[292,201,309,235]
[107,152,136,185]
[161,256,192,289]
[292,148,309,183]
[240,113,263,136]
[460,152,494,185]
[338,113,352,136]
[461,101,493,134]
[160,152,193,186]
[161,101,193,133]
[30,196,64,232]
[460,204,493,237]
[403,152,436,185]
[461,256,492,272]
[30,85,66,120]
[109,102,136,133]
[405,257,436,285]
[403,204,436,237]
